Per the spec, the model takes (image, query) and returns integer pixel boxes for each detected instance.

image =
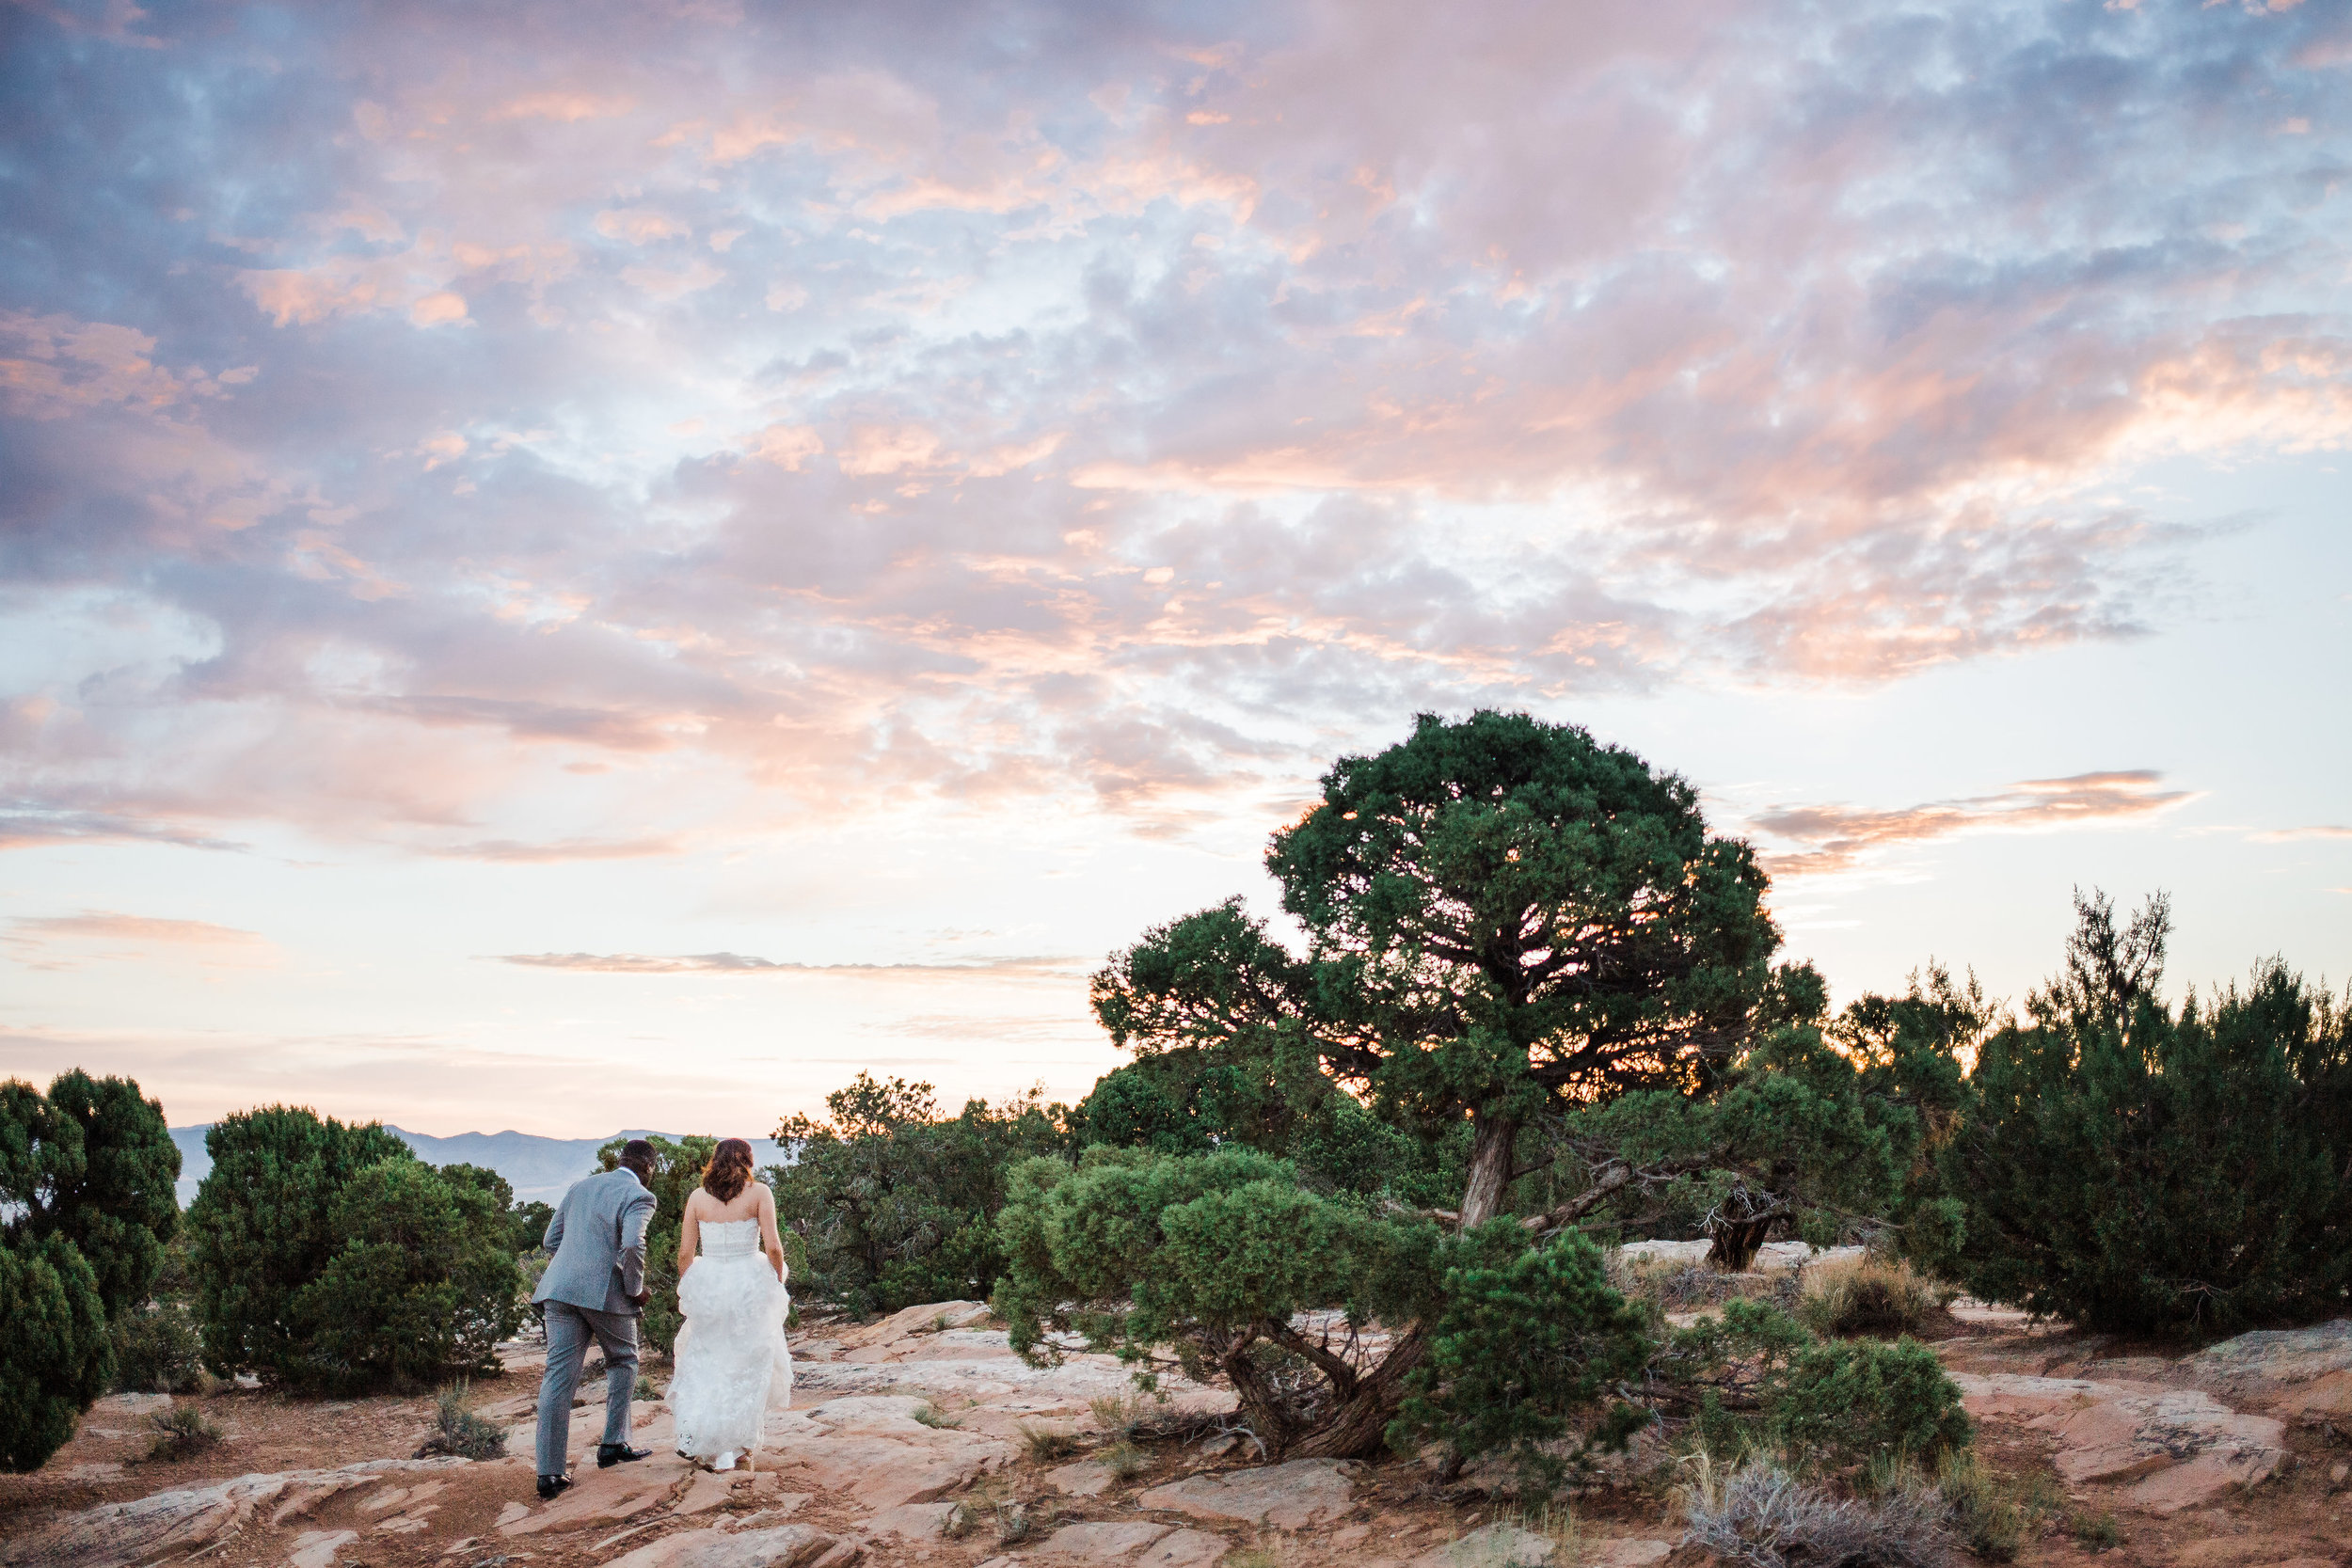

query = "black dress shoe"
[536,1473,573,1500]
[597,1442,652,1467]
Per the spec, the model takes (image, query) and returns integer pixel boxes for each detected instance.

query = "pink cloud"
[1751,771,2199,877]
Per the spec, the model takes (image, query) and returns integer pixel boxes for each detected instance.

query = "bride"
[668,1137,793,1470]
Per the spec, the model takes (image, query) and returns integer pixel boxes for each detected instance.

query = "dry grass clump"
[145,1404,224,1461]
[1610,1249,1805,1316]
[1678,1454,1956,1568]
[1089,1388,1168,1436]
[913,1400,963,1430]
[1798,1257,1946,1338]
[413,1381,507,1459]
[943,1479,1050,1544]
[1017,1421,1081,1463]
[1100,1439,1150,1481]
[1934,1450,2060,1560]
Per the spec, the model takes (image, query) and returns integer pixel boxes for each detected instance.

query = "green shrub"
[510,1199,554,1253]
[112,1298,206,1394]
[995,1145,1433,1454]
[293,1160,523,1388]
[0,1070,181,1471]
[1772,1337,1971,1468]
[770,1076,1068,1317]
[1938,892,2352,1334]
[20,1071,183,1319]
[187,1107,522,1389]
[145,1403,222,1461]
[0,1231,112,1472]
[1669,1300,1971,1472]
[1391,1224,1653,1488]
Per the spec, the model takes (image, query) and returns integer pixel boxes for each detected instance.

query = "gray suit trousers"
[535,1300,639,1476]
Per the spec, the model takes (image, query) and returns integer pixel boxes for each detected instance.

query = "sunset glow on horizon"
[3,0,2346,1136]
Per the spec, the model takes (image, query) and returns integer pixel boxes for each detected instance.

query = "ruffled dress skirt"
[669,1219,793,1464]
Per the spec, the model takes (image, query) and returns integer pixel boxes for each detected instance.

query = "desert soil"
[5,1291,2349,1568]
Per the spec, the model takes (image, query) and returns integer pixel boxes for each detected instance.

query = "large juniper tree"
[1022,711,1839,1456]
[1092,710,1806,1232]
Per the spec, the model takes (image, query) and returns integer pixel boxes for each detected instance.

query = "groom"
[532,1138,660,1499]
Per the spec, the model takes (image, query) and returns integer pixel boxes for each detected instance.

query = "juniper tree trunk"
[1287,1323,1429,1459]
[1459,1113,1520,1228]
[1282,1111,1520,1459]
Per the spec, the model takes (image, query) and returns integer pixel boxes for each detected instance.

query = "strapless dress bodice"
[700,1218,761,1259]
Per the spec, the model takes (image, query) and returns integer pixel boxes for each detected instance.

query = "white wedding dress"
[669,1219,793,1467]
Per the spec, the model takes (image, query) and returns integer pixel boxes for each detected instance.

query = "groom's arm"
[616,1188,656,1302]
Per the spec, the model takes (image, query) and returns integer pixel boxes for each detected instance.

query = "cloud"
[5,910,274,970]
[1752,771,2198,877]
[0,809,248,854]
[1,0,2345,856]
[432,837,684,863]
[492,951,1084,978]
[11,911,265,945]
[2251,825,2352,842]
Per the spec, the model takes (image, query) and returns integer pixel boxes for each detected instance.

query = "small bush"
[1772,1336,1972,1469]
[1679,1456,1954,1568]
[2070,1510,2121,1551]
[414,1381,507,1460]
[942,1498,981,1539]
[1799,1258,1940,1338]
[1019,1422,1080,1463]
[145,1404,223,1461]
[1101,1439,1149,1481]
[1391,1224,1654,1492]
[914,1401,962,1430]
[1669,1301,1973,1474]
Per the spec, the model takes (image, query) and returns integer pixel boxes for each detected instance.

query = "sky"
[2,0,2347,1139]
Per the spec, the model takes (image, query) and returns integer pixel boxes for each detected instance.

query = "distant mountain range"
[168,1125,792,1208]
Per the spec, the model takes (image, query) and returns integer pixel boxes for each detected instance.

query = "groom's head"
[620,1139,657,1184]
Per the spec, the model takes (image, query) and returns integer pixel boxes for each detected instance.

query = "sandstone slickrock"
[1951,1372,2285,1515]
[1409,1522,1559,1565]
[605,1521,848,1568]
[861,1499,956,1538]
[1136,1528,1232,1567]
[0,1457,467,1568]
[1032,1520,1181,1560]
[1047,1458,1119,1495]
[286,1528,358,1568]
[2189,1320,2352,1418]
[1136,1458,1356,1529]
[500,1453,691,1534]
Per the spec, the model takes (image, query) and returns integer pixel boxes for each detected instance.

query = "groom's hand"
[630,1290,651,1309]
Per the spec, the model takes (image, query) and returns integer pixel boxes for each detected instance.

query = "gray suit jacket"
[533,1166,659,1317]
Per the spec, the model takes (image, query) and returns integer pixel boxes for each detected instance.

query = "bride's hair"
[702,1137,755,1203]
